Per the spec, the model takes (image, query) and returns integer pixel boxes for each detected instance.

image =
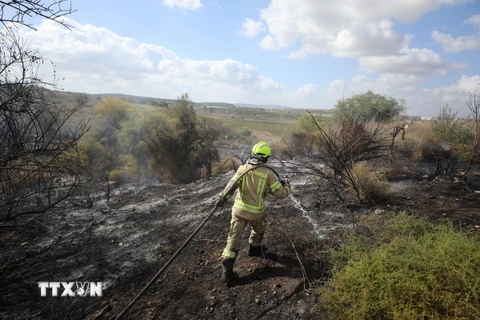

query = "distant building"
[421,117,433,121]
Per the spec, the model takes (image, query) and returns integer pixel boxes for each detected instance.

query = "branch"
[0,0,76,30]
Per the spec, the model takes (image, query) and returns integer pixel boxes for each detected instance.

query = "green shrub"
[318,213,480,319]
[237,126,252,137]
[431,106,475,162]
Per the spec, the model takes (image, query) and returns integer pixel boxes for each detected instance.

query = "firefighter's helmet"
[251,141,271,159]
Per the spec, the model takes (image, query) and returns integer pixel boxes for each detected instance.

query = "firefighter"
[215,141,291,282]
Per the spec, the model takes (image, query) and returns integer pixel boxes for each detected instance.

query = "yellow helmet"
[251,141,271,158]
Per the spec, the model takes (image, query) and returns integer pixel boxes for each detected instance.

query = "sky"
[10,0,480,117]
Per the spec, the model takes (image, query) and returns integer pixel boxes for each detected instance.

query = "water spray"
[287,192,324,239]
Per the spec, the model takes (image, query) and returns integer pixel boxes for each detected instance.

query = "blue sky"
[12,0,480,117]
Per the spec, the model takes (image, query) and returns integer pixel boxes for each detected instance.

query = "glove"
[215,196,225,207]
[280,178,290,187]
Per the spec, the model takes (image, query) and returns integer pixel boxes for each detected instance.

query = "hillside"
[50,90,331,133]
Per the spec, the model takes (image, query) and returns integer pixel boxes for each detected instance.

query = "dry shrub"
[398,121,435,161]
[212,157,240,175]
[349,162,390,202]
[383,161,428,180]
[281,129,321,158]
[275,141,295,160]
[419,138,452,160]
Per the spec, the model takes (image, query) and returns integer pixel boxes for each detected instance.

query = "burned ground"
[1,162,479,320]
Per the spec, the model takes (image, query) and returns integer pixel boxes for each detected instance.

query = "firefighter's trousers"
[222,210,266,259]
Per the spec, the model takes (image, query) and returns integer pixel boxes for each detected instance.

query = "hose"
[114,164,282,320]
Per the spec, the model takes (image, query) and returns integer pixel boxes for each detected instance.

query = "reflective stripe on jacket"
[219,164,291,215]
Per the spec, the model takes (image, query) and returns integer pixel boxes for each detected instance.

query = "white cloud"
[416,75,480,117]
[432,30,480,52]
[16,18,281,102]
[162,0,203,10]
[285,20,407,58]
[256,0,468,58]
[464,14,480,29]
[376,74,422,92]
[260,35,280,51]
[240,18,266,37]
[328,79,347,92]
[359,48,450,75]
[430,74,480,99]
[348,74,422,94]
[327,20,405,57]
[296,84,318,96]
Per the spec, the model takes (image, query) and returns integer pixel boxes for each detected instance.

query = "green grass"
[209,116,293,137]
[318,213,480,320]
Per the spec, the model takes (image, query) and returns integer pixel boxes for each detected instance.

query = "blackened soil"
[1,166,479,320]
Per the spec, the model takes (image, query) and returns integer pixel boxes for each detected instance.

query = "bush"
[432,106,475,163]
[349,163,390,202]
[397,121,433,161]
[237,126,252,138]
[317,213,480,319]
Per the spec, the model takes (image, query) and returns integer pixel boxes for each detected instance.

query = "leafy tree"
[334,91,405,123]
[172,93,198,157]
[92,98,131,149]
[143,112,180,181]
[192,116,225,178]
[77,135,116,204]
[143,94,223,182]
[116,109,150,180]
[296,114,324,133]
[166,93,201,182]
[75,93,89,105]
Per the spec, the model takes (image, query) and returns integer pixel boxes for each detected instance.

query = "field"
[50,90,329,141]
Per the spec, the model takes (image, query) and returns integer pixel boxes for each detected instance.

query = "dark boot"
[248,245,265,257]
[221,258,236,282]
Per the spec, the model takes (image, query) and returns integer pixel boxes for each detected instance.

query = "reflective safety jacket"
[219,164,291,219]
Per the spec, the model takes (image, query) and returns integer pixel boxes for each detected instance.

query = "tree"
[333,91,405,123]
[173,93,198,157]
[284,105,397,203]
[192,116,225,178]
[143,112,179,181]
[76,135,115,205]
[167,93,201,182]
[430,87,480,174]
[430,105,470,175]
[466,86,480,171]
[92,98,131,149]
[0,1,86,220]
[0,0,76,30]
[296,114,323,133]
[143,94,223,182]
[0,31,89,219]
[116,109,150,181]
